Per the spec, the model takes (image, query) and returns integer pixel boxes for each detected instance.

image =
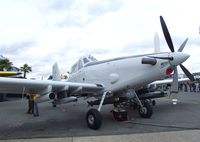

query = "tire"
[86,109,102,130]
[138,101,153,118]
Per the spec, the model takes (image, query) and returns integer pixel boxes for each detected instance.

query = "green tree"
[20,64,32,78]
[0,58,13,71]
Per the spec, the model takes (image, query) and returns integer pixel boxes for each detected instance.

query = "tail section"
[154,32,160,53]
[52,63,61,81]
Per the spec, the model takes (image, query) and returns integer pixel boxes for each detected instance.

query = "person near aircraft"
[26,94,34,114]
[33,94,40,117]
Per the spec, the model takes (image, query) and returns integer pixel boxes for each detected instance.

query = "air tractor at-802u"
[0,16,194,130]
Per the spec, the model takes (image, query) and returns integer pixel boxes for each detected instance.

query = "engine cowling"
[36,92,56,103]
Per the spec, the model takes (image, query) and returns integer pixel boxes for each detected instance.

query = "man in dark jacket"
[26,94,34,114]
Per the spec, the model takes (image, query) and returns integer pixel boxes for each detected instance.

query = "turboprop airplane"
[0,16,195,129]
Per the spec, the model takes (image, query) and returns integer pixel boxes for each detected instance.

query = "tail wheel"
[138,101,153,118]
[86,109,102,130]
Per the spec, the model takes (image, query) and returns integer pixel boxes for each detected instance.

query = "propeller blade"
[178,38,189,52]
[171,67,178,93]
[180,64,195,81]
[160,16,175,52]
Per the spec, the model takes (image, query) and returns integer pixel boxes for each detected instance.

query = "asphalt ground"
[0,92,200,140]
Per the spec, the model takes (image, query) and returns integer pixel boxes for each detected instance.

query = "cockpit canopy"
[70,55,97,74]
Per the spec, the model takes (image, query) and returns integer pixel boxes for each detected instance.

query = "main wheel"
[86,109,102,130]
[138,101,153,118]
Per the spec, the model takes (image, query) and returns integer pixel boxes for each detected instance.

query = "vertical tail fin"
[52,63,61,81]
[154,32,160,53]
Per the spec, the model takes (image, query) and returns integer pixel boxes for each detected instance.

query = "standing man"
[33,94,40,117]
[26,94,34,114]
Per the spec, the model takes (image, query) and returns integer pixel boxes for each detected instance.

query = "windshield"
[70,55,98,74]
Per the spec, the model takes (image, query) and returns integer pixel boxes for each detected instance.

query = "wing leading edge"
[0,77,104,96]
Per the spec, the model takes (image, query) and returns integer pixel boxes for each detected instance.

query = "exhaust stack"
[141,57,157,65]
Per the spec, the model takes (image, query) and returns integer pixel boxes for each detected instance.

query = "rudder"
[52,63,61,81]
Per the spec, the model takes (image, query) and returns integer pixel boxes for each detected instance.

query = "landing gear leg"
[129,89,153,118]
[86,91,110,129]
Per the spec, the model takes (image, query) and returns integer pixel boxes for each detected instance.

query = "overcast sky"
[0,0,199,78]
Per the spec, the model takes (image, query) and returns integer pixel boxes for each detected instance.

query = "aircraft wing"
[137,78,190,100]
[0,71,22,77]
[0,77,104,96]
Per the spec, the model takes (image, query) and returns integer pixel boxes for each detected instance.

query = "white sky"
[0,0,199,78]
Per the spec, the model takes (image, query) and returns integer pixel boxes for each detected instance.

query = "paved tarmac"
[0,92,200,141]
[1,130,200,142]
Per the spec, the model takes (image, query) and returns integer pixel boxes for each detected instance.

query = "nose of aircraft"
[169,52,190,66]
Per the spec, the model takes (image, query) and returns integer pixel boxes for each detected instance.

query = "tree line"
[0,58,32,78]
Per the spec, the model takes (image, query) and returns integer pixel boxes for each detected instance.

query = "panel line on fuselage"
[85,52,168,67]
